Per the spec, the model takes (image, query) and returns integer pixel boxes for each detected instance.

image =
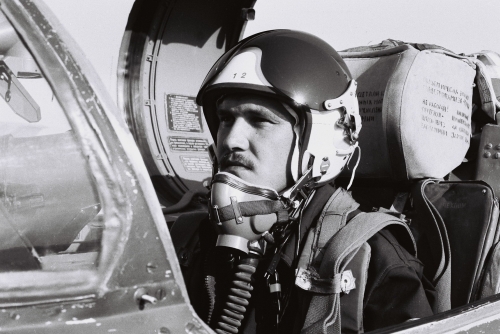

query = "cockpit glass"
[0,12,101,272]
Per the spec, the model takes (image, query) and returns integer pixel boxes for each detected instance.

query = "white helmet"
[197,29,361,186]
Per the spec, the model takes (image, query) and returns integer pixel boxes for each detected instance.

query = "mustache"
[219,153,255,170]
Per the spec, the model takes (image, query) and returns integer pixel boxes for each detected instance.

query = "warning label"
[166,94,203,132]
[180,156,212,172]
[168,136,209,152]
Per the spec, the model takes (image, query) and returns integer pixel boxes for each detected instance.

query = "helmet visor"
[198,30,352,111]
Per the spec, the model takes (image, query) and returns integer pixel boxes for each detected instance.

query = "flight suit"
[180,183,436,333]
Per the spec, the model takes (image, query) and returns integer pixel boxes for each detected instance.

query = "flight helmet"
[197,29,361,186]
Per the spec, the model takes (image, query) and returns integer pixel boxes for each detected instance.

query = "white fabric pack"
[339,42,476,181]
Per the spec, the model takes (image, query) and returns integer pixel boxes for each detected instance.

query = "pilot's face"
[216,94,295,192]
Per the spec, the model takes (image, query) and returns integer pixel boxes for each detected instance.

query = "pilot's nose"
[218,118,250,152]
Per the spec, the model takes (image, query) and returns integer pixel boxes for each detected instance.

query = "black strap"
[214,199,289,223]
[411,179,451,312]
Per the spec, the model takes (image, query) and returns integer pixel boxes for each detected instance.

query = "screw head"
[484,152,492,158]
[495,153,500,159]
[486,143,493,149]
[146,262,158,274]
[156,289,166,301]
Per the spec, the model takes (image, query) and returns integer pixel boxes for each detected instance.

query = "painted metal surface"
[118,0,255,206]
[0,0,213,332]
[367,294,500,334]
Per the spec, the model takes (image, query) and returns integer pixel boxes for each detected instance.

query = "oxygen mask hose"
[215,253,260,334]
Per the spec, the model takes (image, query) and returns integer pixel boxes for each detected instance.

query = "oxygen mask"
[209,172,290,254]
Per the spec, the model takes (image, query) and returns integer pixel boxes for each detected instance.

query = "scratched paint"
[65,318,96,325]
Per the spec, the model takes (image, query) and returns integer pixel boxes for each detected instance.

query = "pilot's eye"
[249,113,276,125]
[252,116,270,123]
[218,113,233,124]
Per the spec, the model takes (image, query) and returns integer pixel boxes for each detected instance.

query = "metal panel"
[118,0,255,206]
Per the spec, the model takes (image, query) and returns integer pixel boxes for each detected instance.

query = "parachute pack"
[292,40,500,333]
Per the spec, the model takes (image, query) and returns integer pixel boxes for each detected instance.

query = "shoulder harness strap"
[298,209,416,334]
[296,187,360,276]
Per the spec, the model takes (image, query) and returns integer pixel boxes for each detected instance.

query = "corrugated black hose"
[214,255,260,334]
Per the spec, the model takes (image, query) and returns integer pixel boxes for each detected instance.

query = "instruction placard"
[180,156,212,173]
[420,78,471,144]
[168,136,209,152]
[166,94,203,132]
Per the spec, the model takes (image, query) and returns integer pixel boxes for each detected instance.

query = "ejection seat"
[337,40,500,312]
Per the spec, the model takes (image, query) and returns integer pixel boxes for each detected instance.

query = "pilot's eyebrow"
[249,107,280,120]
[216,103,287,122]
[251,104,290,122]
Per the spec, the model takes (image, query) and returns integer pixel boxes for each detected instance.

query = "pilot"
[180,30,435,333]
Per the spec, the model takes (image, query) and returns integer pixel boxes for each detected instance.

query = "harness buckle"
[230,196,244,224]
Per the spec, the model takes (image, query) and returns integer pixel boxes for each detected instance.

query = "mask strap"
[346,146,361,190]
